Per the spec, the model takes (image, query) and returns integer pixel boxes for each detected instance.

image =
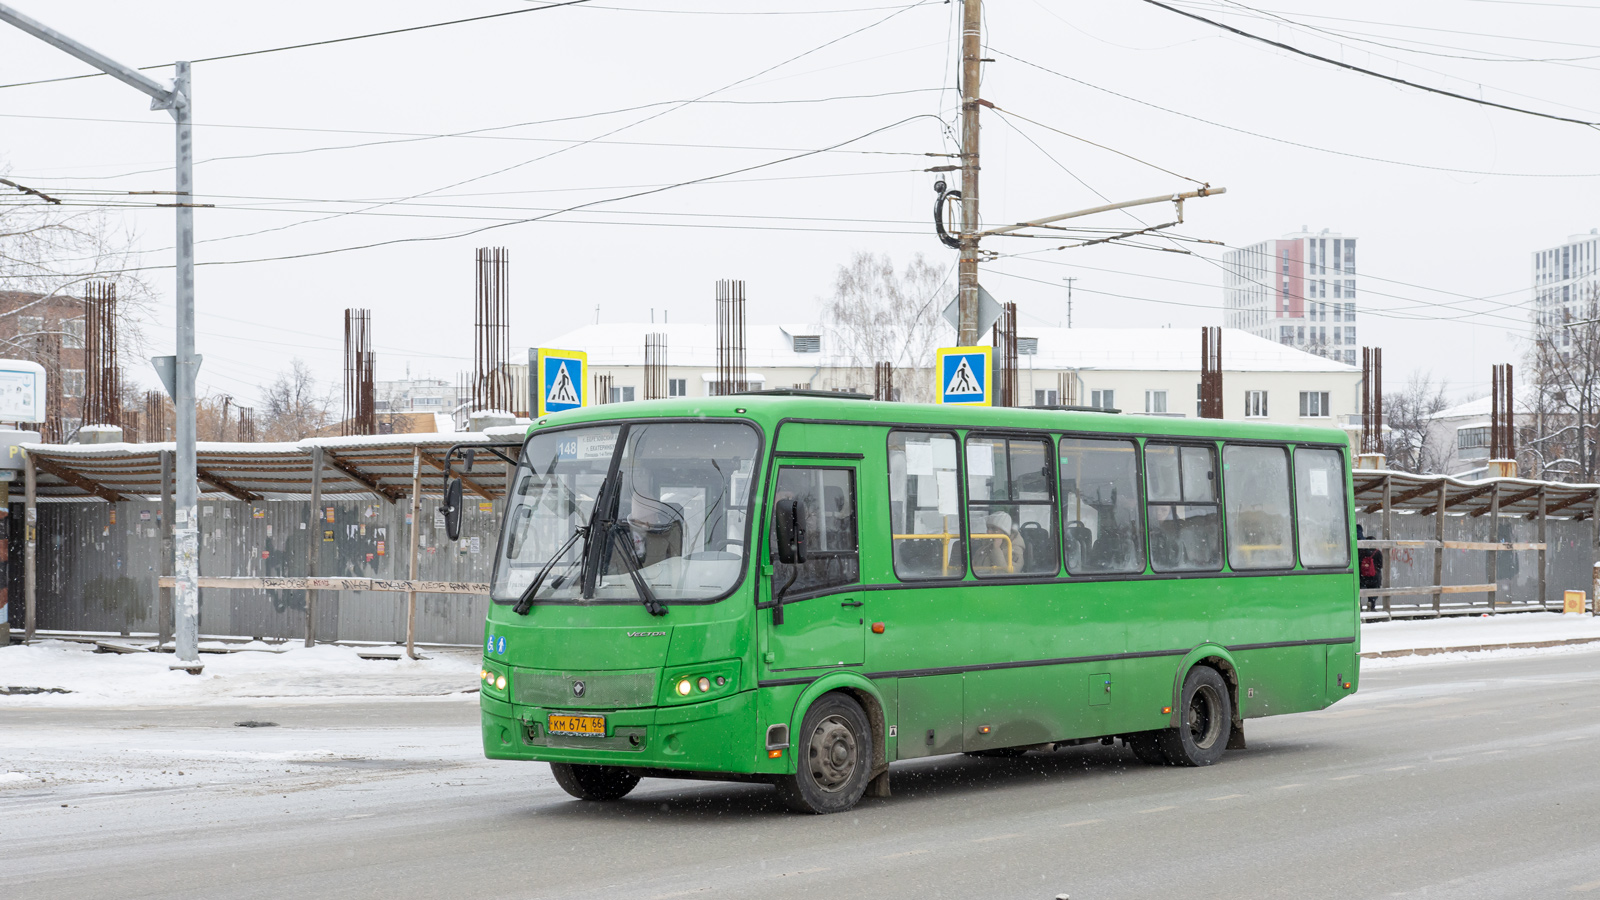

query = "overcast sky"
[2,0,1593,408]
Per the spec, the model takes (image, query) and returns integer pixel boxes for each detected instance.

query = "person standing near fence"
[1357,524,1383,611]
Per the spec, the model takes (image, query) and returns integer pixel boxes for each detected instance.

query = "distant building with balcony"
[1532,229,1600,348]
[1223,228,1359,366]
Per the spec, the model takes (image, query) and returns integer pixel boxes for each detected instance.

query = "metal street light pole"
[0,3,202,670]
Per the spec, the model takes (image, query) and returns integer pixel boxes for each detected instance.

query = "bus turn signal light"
[768,749,783,759]
[871,622,885,634]
[1161,706,1172,715]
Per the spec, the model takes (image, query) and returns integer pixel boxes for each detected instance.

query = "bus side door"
[765,464,865,672]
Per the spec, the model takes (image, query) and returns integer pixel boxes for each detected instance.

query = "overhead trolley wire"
[991,49,1600,177]
[1133,0,1600,128]
[0,1,604,91]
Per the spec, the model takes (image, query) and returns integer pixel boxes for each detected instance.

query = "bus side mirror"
[443,477,464,542]
[774,498,807,565]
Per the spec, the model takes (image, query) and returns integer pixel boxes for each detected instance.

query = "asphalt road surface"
[4,649,1600,900]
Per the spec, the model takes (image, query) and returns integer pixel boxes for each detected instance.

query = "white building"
[516,324,1361,427]
[1533,229,1600,343]
[375,377,456,414]
[1223,228,1360,365]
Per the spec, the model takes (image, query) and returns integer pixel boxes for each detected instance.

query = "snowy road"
[4,649,1600,899]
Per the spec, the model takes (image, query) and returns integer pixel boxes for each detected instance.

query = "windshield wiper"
[603,522,667,617]
[512,528,585,616]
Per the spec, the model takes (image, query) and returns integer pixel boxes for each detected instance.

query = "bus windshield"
[491,421,759,605]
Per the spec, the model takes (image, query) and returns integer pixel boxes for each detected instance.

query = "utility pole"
[957,0,983,346]
[0,3,203,671]
[1064,277,1076,329]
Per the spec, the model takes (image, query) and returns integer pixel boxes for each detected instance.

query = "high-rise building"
[1223,228,1359,366]
[1532,229,1600,347]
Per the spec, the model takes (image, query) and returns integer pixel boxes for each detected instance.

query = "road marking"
[1329,775,1362,781]
[1274,783,1306,790]
[1139,806,1177,814]
[879,849,929,860]
[1569,877,1600,892]
[1433,757,1461,763]
[1384,766,1414,772]
[343,813,373,819]
[1481,750,1507,755]
[975,833,1023,843]
[1059,818,1104,828]
[1207,794,1245,801]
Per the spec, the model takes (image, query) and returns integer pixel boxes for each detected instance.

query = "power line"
[986,104,1208,186]
[160,0,935,256]
[991,49,1600,177]
[0,89,945,183]
[1,114,945,276]
[1133,0,1600,127]
[0,0,599,91]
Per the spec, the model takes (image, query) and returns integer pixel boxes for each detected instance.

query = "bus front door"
[765,464,865,673]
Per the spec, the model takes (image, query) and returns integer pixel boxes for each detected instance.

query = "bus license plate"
[548,714,606,737]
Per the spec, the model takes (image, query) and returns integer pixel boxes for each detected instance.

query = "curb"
[1360,636,1600,659]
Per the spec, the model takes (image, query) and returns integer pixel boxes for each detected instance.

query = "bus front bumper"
[481,690,770,775]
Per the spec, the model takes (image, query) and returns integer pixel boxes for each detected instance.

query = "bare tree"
[1523,285,1600,482]
[259,359,333,441]
[822,252,951,402]
[1383,372,1452,474]
[1,170,154,353]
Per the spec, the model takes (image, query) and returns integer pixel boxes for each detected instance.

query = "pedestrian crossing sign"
[936,347,992,406]
[533,348,587,416]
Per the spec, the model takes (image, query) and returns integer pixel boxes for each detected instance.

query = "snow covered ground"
[1361,611,1600,654]
[0,639,481,706]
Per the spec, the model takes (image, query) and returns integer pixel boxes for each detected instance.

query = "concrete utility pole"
[957,0,983,346]
[0,4,203,670]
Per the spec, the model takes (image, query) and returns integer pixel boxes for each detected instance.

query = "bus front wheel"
[550,763,641,801]
[775,693,874,814]
[1156,666,1232,767]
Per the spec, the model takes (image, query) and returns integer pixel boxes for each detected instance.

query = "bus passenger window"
[965,435,1058,577]
[1295,448,1350,567]
[1144,443,1222,572]
[1060,438,1144,574]
[1223,445,1294,569]
[770,467,859,596]
[887,431,966,578]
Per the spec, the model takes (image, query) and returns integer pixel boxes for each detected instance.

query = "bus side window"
[1223,444,1294,570]
[965,434,1058,577]
[770,467,860,596]
[1060,437,1144,574]
[887,431,966,579]
[1144,443,1222,572]
[1295,448,1350,567]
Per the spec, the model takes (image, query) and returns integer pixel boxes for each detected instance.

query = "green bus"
[458,392,1359,814]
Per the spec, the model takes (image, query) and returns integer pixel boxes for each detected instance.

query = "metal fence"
[7,496,505,645]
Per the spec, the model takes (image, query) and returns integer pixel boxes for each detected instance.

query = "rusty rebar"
[473,248,511,413]
[715,280,747,396]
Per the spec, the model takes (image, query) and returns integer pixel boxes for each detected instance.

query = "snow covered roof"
[20,432,522,503]
[537,324,1356,373]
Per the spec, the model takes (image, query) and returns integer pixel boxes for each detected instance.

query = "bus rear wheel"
[775,693,873,814]
[550,763,641,801]
[1156,666,1232,767]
